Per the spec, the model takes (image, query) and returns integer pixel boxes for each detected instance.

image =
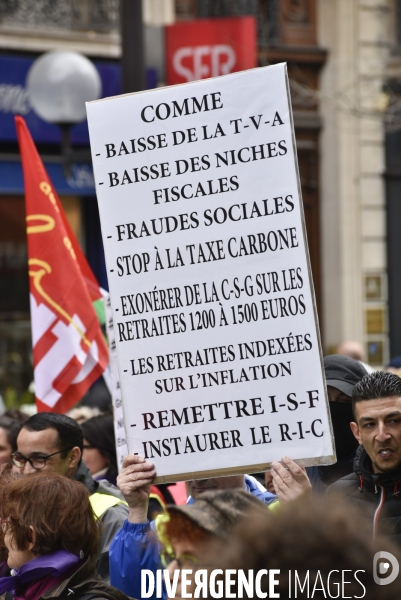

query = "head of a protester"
[324,354,368,462]
[156,489,267,600]
[12,412,83,477]
[0,472,130,600]
[205,498,401,599]
[263,471,275,494]
[185,475,245,500]
[67,405,103,425]
[336,340,365,362]
[0,410,29,466]
[0,472,99,566]
[81,414,118,485]
[351,371,401,474]
[385,355,401,377]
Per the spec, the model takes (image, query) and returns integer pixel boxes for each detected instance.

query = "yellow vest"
[89,492,127,518]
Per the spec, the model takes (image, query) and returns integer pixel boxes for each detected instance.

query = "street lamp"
[26,50,102,175]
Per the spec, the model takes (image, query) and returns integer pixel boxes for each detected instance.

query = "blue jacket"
[109,476,277,598]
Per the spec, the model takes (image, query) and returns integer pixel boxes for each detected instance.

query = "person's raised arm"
[271,456,312,503]
[110,455,162,598]
[117,454,156,523]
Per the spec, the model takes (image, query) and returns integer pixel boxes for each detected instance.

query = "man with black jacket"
[327,371,401,546]
[307,354,367,492]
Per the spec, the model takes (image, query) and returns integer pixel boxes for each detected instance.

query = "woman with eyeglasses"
[155,507,209,600]
[112,489,265,600]
[0,472,130,600]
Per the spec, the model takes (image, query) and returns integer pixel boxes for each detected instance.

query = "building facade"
[0,1,120,404]
[0,0,175,404]
[318,0,393,365]
[0,0,398,405]
[176,0,326,325]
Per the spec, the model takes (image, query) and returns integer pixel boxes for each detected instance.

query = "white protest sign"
[87,64,335,483]
[103,290,128,470]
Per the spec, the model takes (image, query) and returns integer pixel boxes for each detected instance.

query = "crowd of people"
[0,348,400,598]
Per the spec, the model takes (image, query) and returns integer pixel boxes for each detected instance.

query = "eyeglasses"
[0,519,10,534]
[11,448,72,469]
[160,551,199,569]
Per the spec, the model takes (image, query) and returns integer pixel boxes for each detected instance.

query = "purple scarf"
[0,550,81,594]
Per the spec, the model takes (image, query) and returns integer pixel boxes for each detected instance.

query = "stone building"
[0,0,397,405]
[177,0,395,366]
[319,0,392,366]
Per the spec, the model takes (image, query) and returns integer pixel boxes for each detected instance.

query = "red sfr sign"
[165,17,257,85]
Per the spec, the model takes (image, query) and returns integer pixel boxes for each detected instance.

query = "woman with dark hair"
[81,415,118,485]
[0,472,130,600]
[0,410,28,466]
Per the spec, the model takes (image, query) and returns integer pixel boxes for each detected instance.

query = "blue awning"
[0,161,96,196]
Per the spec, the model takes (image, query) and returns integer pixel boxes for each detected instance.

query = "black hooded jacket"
[38,553,133,600]
[327,445,401,546]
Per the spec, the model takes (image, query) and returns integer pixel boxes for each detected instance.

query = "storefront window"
[0,195,33,407]
[0,194,86,407]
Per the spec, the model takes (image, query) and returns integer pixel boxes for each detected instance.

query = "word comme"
[140,92,223,123]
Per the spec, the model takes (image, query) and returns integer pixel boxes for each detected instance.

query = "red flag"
[15,116,109,413]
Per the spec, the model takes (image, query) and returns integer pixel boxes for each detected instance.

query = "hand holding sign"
[271,456,312,502]
[117,455,155,523]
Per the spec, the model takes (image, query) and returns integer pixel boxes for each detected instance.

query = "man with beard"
[327,371,401,545]
[306,354,367,492]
